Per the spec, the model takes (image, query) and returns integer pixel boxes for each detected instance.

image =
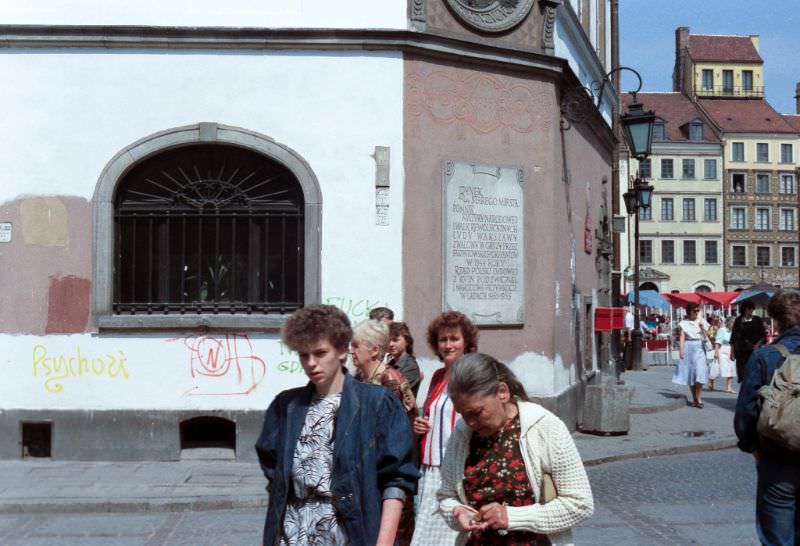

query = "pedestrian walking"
[673,303,710,408]
[255,304,418,546]
[351,319,419,546]
[731,300,767,383]
[734,290,800,546]
[438,353,594,545]
[388,321,422,397]
[410,311,478,546]
[709,317,736,394]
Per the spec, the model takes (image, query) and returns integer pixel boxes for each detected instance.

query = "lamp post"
[620,96,656,371]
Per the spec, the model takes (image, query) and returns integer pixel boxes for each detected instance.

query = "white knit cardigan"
[437,400,594,546]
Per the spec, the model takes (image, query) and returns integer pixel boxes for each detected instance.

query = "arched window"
[115,144,303,314]
[694,285,711,293]
[639,282,659,292]
[94,123,321,330]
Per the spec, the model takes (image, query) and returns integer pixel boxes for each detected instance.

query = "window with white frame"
[661,198,674,221]
[756,173,770,194]
[780,174,795,194]
[703,198,717,222]
[756,246,771,267]
[742,70,754,91]
[653,121,667,141]
[661,158,674,178]
[683,240,697,264]
[702,69,713,90]
[782,247,797,267]
[683,198,696,222]
[682,159,695,179]
[755,208,771,230]
[638,206,652,221]
[731,173,746,193]
[731,207,747,229]
[704,159,717,179]
[732,245,747,266]
[732,142,745,162]
[638,158,651,178]
[704,240,718,264]
[662,240,675,264]
[779,208,796,231]
[781,144,793,164]
[756,143,769,162]
[689,122,704,142]
[639,240,653,264]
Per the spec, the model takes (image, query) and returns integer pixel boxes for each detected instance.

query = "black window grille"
[114,144,304,315]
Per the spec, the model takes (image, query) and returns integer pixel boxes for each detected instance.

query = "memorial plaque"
[443,161,524,325]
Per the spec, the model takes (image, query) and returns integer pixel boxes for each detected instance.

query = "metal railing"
[695,85,765,98]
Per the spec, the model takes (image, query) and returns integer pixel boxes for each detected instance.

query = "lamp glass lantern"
[637,181,654,209]
[620,101,656,159]
[623,189,638,215]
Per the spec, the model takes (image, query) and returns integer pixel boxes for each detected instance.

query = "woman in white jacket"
[438,353,593,546]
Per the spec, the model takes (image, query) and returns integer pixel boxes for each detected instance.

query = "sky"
[619,0,799,114]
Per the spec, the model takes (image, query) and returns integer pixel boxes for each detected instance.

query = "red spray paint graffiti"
[173,334,267,396]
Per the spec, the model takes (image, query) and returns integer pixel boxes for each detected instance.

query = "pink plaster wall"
[403,55,612,368]
[0,197,92,334]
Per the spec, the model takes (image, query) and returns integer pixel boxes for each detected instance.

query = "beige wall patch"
[20,197,68,247]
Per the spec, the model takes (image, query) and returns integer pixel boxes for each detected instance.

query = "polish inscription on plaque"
[443,161,524,325]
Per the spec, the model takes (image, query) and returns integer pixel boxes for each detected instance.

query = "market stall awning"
[663,292,701,307]
[697,291,739,308]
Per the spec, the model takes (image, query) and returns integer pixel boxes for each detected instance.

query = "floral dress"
[462,415,548,546]
[281,393,348,546]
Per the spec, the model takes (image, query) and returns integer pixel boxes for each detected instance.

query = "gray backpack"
[757,344,800,452]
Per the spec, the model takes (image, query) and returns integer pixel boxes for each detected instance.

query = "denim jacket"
[734,326,800,456]
[255,372,419,546]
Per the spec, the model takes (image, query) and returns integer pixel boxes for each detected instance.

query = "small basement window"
[22,422,52,458]
[180,416,236,452]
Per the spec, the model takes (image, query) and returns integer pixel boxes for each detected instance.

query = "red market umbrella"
[696,292,739,308]
[663,292,701,308]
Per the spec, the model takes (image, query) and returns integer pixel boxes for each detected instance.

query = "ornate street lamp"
[620,94,656,372]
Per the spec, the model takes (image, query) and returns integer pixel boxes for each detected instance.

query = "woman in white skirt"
[410,311,478,546]
[709,317,736,393]
[673,303,711,408]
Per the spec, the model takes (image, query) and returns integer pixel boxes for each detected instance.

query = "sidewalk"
[575,365,739,465]
[0,366,741,514]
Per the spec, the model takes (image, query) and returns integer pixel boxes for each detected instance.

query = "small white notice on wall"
[0,223,11,243]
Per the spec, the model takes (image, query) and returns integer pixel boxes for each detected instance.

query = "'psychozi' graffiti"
[32,345,129,393]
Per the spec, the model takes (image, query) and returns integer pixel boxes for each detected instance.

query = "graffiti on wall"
[324,296,389,321]
[173,334,267,396]
[32,345,129,393]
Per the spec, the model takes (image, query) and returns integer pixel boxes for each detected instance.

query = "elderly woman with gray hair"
[351,319,419,545]
[438,353,593,546]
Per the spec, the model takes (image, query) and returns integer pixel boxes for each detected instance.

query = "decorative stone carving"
[408,70,552,135]
[411,0,426,22]
[540,0,561,54]
[445,0,535,33]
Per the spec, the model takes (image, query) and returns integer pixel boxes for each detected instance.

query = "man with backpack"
[734,290,800,546]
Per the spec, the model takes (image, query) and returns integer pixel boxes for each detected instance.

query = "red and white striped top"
[420,368,459,467]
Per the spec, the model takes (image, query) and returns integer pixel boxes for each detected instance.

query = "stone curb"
[582,438,738,467]
[0,496,266,514]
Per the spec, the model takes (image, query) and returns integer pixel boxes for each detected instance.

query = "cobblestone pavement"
[1,449,759,546]
[574,448,759,546]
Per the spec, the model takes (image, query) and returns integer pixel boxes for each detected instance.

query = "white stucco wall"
[2,0,408,30]
[0,49,405,411]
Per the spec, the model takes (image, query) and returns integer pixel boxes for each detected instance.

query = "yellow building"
[673,27,764,99]
[698,99,799,289]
